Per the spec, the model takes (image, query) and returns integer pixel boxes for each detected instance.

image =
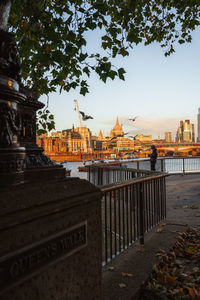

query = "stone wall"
[0,178,102,299]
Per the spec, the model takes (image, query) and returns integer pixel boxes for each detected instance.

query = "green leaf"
[80,86,89,96]
[109,70,117,80]
[118,68,126,80]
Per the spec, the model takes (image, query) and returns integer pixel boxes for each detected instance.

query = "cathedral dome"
[110,117,124,138]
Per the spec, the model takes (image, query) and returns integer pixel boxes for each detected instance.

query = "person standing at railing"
[149,145,157,171]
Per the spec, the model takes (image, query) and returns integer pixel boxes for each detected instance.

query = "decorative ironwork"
[0,102,21,147]
[0,30,20,81]
[0,21,65,185]
[0,0,11,31]
[25,153,56,169]
[20,113,35,141]
[0,158,24,173]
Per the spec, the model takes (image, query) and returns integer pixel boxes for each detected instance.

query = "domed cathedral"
[110,117,124,138]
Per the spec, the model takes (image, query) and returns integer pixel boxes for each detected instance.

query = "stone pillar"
[0,178,102,299]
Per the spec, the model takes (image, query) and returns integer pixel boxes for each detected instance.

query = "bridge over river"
[154,143,200,155]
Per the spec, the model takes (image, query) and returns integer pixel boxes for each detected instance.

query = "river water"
[62,161,88,179]
[61,157,200,180]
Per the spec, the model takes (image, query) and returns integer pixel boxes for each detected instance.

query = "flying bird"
[79,111,94,121]
[110,136,117,141]
[128,134,138,140]
[110,132,129,141]
[128,116,138,122]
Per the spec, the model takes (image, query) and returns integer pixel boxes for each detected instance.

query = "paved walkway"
[102,174,200,300]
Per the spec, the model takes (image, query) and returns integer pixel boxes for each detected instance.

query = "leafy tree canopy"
[9,0,200,97]
[8,0,200,133]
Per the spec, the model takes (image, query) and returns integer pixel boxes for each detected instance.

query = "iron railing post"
[139,182,144,246]
[104,194,108,263]
[137,161,139,173]
[161,159,164,172]
[183,158,185,174]
[88,166,91,182]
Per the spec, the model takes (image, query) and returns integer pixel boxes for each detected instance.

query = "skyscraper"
[165,132,172,142]
[176,120,195,143]
[197,108,200,142]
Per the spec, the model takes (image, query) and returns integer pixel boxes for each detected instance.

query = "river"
[61,157,200,180]
[62,161,88,179]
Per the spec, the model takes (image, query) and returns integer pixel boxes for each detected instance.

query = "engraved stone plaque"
[0,221,87,294]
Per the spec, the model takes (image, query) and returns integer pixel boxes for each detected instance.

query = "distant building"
[91,137,102,151]
[62,126,92,153]
[37,126,92,154]
[98,130,103,140]
[165,132,172,143]
[176,120,195,143]
[116,137,135,150]
[110,117,124,138]
[135,134,152,143]
[197,108,200,142]
[51,131,62,138]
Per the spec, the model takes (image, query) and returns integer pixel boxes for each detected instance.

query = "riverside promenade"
[102,174,200,300]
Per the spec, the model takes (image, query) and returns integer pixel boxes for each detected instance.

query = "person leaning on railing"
[149,145,157,171]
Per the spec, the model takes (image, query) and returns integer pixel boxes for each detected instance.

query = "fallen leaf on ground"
[156,228,164,233]
[169,230,182,234]
[187,287,197,298]
[152,264,158,273]
[159,223,167,226]
[186,247,195,255]
[182,205,189,209]
[137,246,145,252]
[108,266,114,271]
[119,283,126,288]
[121,272,133,277]
[190,204,199,209]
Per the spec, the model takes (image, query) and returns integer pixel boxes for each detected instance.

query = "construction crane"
[74,99,82,127]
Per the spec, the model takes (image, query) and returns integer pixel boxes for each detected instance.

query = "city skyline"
[40,29,200,139]
[48,116,197,143]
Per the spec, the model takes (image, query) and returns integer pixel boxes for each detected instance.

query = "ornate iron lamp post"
[0,0,65,186]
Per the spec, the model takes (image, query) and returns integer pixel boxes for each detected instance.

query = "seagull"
[110,132,129,140]
[79,111,93,121]
[128,116,138,122]
[128,134,138,140]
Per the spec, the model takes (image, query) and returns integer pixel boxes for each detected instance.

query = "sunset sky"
[40,28,200,139]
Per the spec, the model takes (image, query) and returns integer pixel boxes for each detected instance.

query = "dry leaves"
[137,246,145,252]
[121,272,133,278]
[156,228,164,233]
[190,204,199,209]
[118,283,126,288]
[142,228,200,299]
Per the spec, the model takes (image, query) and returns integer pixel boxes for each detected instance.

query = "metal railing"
[101,173,168,265]
[84,157,200,265]
[160,157,200,174]
[87,164,161,186]
[118,156,200,174]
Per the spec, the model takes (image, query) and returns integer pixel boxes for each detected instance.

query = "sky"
[40,28,200,140]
